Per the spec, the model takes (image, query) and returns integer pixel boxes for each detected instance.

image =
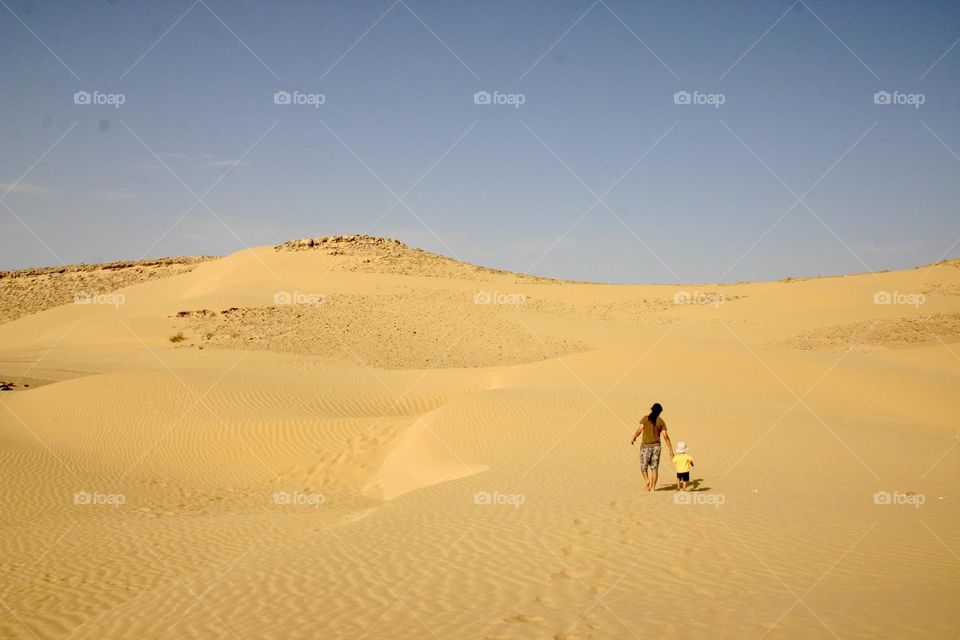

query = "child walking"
[671,441,694,491]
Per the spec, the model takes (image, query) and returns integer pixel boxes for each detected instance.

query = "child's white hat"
[675,441,688,454]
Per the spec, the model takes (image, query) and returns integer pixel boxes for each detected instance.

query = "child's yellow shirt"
[672,453,694,473]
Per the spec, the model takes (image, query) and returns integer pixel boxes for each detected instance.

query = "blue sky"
[1,0,958,283]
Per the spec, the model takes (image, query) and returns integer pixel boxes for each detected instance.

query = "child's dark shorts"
[676,472,690,482]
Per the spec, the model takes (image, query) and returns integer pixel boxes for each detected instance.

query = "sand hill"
[0,238,958,639]
[0,256,213,325]
[274,234,569,282]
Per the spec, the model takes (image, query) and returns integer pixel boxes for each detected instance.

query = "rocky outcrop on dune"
[275,234,568,283]
[0,256,214,324]
[276,234,408,253]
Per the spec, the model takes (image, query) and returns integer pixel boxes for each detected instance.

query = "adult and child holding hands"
[630,403,695,492]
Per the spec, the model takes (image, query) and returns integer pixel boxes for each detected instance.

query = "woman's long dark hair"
[648,403,663,425]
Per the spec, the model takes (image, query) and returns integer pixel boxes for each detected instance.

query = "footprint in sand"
[573,517,589,525]
[668,566,689,579]
[536,595,555,607]
[554,634,580,640]
[504,614,542,623]
[572,617,601,632]
[550,569,587,581]
[561,544,578,557]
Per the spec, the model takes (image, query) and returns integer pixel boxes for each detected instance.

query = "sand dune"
[780,312,960,351]
[0,257,213,325]
[1,237,958,638]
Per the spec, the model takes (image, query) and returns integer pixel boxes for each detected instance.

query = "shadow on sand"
[655,478,711,492]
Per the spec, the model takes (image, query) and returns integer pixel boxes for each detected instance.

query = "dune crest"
[276,234,571,282]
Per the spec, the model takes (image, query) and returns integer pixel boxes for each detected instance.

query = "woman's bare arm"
[662,430,674,457]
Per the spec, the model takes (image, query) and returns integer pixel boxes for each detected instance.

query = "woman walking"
[630,402,675,491]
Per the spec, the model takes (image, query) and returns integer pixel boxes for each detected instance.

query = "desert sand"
[1,235,958,639]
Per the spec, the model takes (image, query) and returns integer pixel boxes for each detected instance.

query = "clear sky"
[2,0,959,283]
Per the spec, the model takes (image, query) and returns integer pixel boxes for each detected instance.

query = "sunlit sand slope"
[1,239,957,639]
